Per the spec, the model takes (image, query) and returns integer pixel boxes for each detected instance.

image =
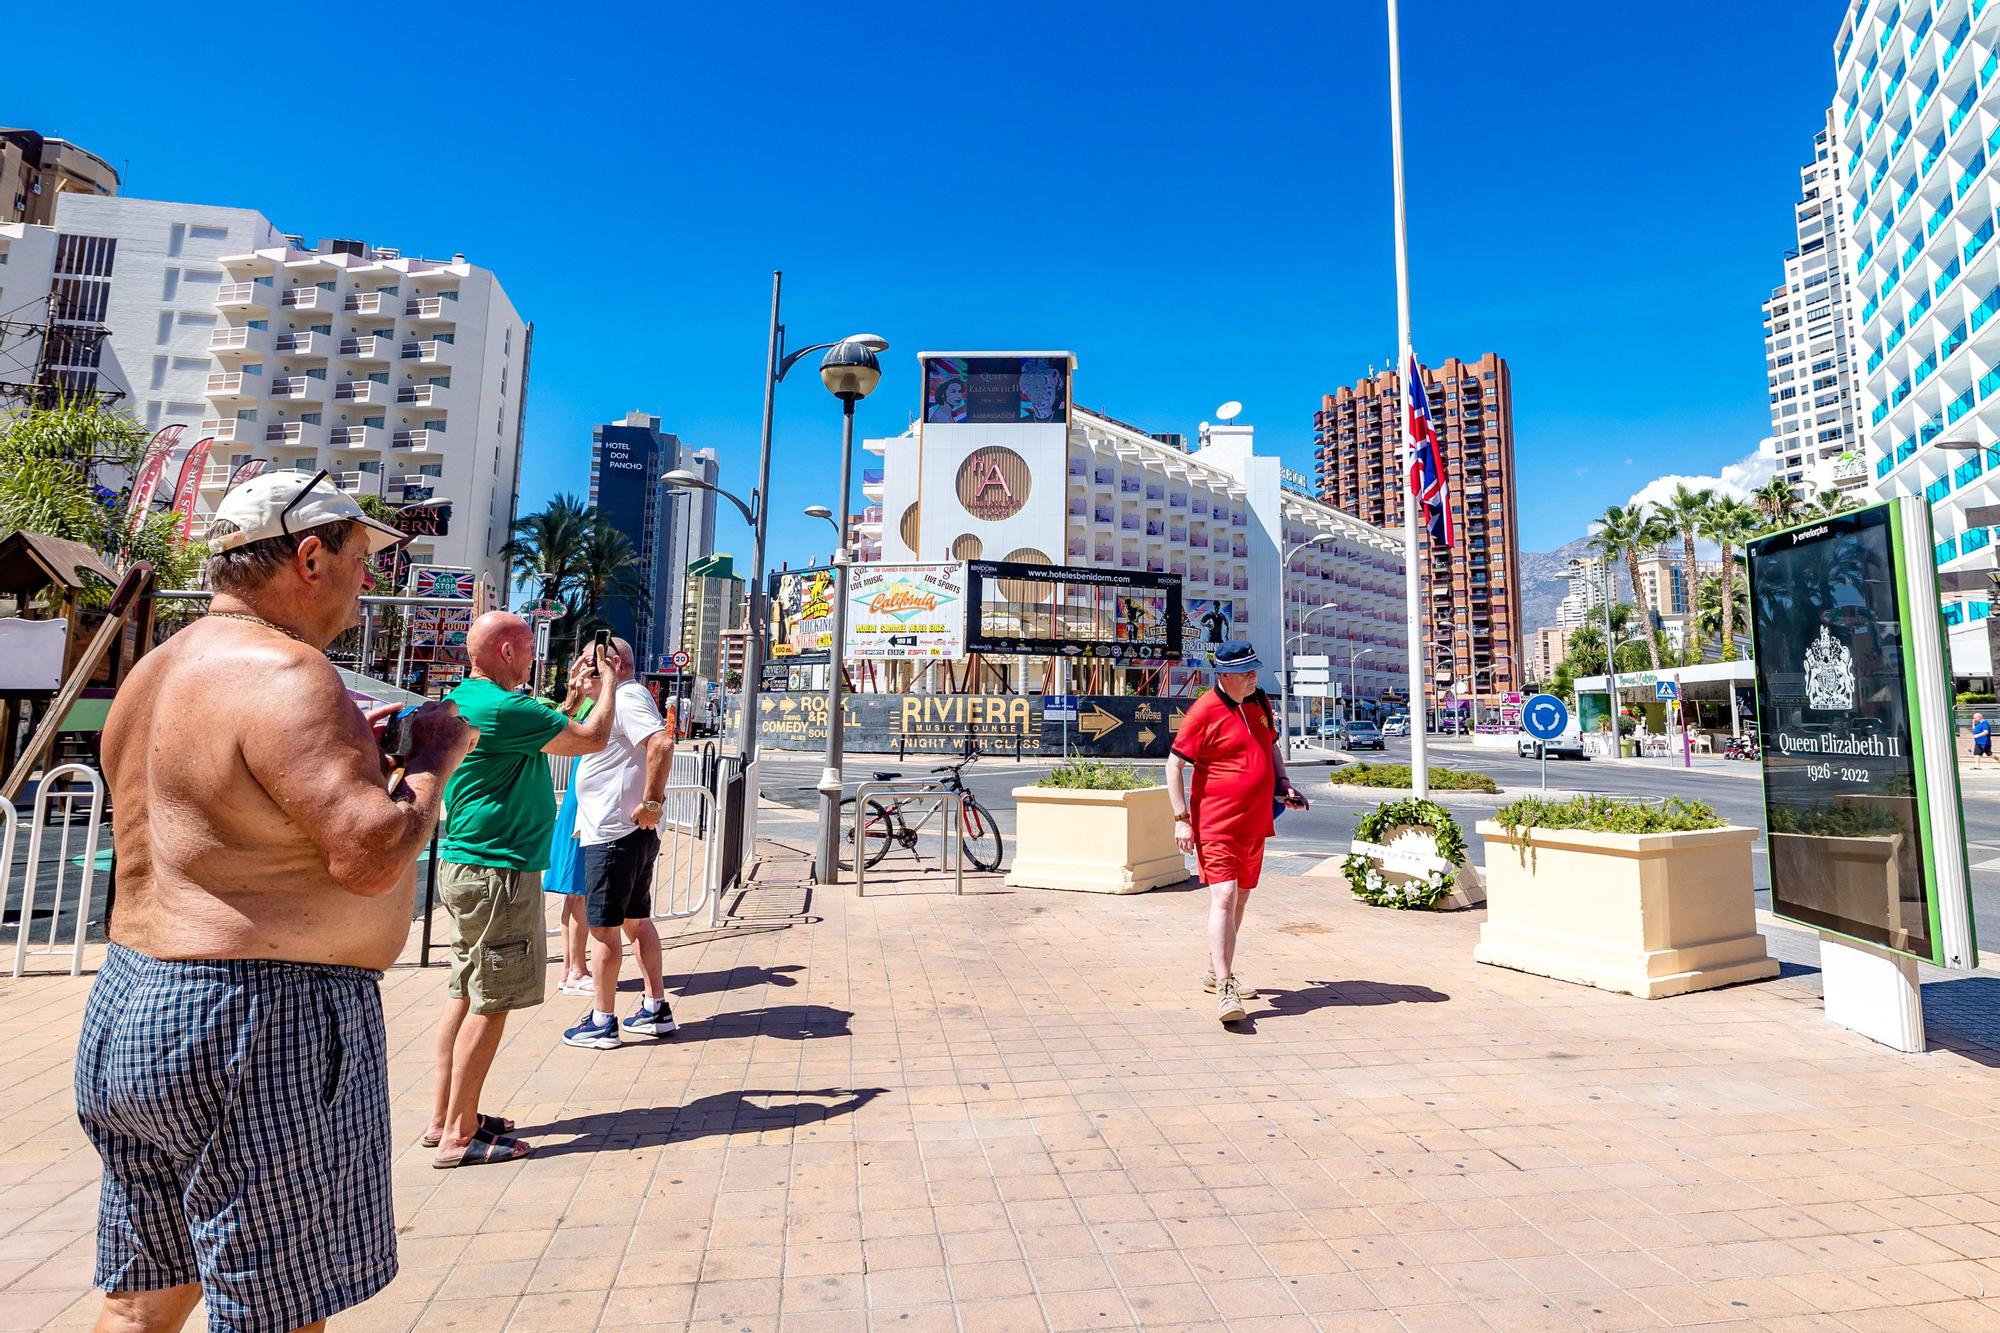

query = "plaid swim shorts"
[75,944,397,1333]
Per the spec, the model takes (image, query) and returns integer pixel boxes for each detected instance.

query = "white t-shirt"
[573,680,670,847]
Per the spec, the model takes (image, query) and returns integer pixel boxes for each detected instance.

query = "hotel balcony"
[280,287,328,313]
[274,332,329,358]
[344,291,399,317]
[207,326,269,360]
[334,380,389,404]
[405,296,454,324]
[204,372,253,403]
[400,340,447,364]
[331,470,382,496]
[862,468,884,500]
[396,384,450,407]
[270,375,327,404]
[215,282,271,315]
[197,417,240,443]
[339,336,395,363]
[392,429,437,452]
[330,425,387,451]
[264,421,328,449]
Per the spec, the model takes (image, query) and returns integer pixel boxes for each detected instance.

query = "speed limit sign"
[671,649,691,670]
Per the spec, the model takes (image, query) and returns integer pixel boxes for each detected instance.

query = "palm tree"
[501,493,591,604]
[1694,572,1748,654]
[575,515,642,632]
[1752,478,1801,530]
[1808,487,1861,518]
[1654,484,1714,661]
[1699,496,1761,660]
[1591,504,1664,673]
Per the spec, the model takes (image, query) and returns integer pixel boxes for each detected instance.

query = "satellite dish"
[1215,401,1243,422]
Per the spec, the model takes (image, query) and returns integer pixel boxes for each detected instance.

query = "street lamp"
[1278,535,1339,745]
[1282,600,1338,750]
[803,504,840,560]
[1349,645,1378,721]
[706,266,886,867]
[814,338,884,885]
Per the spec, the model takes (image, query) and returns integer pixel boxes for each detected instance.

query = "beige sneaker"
[1216,977,1247,1023]
[1203,969,1255,997]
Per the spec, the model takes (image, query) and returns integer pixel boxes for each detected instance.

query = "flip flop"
[433,1128,531,1169]
[420,1113,515,1149]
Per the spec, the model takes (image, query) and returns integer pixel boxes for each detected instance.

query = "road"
[754,740,2000,948]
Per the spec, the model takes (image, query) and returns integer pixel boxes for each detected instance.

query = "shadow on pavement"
[1243,979,1451,1027]
[524,1087,887,1157]
[671,963,806,997]
[664,1003,854,1043]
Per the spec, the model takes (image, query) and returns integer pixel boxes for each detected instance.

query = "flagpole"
[1387,0,1428,799]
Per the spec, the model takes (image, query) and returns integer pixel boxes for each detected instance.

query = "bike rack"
[850,780,965,898]
[10,764,106,978]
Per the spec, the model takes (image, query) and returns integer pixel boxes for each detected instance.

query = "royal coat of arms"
[1802,625,1855,711]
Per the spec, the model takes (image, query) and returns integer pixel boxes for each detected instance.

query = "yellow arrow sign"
[1168,709,1187,733]
[1078,705,1123,740]
[1137,726,1157,746]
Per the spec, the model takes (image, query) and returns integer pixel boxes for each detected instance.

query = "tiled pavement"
[5,836,2000,1332]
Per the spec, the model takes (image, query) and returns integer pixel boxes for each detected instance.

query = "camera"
[380,705,421,761]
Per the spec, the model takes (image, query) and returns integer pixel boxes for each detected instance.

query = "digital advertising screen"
[1747,499,1974,967]
[922,355,1069,425]
[964,561,1182,660]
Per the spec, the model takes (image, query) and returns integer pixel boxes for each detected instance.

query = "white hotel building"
[1835,0,2000,675]
[19,195,529,590]
[859,357,1409,713]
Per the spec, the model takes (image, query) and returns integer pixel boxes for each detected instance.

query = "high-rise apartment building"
[588,411,716,670]
[1834,0,2000,676]
[1762,108,1867,497]
[1526,626,1570,683]
[1313,353,1522,703]
[1554,554,1615,630]
[21,195,532,591]
[680,553,744,682]
[1,129,118,226]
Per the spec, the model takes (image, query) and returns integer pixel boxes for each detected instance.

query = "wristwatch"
[638,800,662,814]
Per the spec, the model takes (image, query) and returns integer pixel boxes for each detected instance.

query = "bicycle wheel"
[838,798,896,871]
[957,794,1004,872]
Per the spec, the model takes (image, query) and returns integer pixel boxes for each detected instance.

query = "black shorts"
[582,828,660,927]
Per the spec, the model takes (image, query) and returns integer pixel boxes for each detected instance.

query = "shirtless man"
[77,470,475,1333]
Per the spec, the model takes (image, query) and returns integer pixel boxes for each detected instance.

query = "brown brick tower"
[1313,353,1521,711]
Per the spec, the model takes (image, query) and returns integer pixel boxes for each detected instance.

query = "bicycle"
[837,745,1004,872]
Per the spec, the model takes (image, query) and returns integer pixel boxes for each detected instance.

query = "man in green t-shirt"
[428,612,616,1167]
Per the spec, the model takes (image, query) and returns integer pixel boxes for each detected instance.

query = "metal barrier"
[851,780,965,898]
[10,764,106,978]
[653,782,721,925]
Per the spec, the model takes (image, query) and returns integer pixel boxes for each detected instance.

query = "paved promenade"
[4,831,2000,1331]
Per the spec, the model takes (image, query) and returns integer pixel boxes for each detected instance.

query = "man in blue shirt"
[1974,712,1992,763]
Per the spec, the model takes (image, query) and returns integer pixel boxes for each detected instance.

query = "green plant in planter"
[1037,758,1158,790]
[1493,793,1724,840]
[1343,798,1467,910]
[1768,801,1906,837]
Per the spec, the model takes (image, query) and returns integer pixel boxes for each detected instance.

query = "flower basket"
[1343,798,1485,911]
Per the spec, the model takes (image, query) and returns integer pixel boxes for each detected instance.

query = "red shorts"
[1196,836,1265,892]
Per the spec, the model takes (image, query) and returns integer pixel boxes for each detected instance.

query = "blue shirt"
[1975,719,1992,742]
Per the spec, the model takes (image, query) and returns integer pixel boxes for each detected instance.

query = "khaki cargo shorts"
[439,862,547,1014]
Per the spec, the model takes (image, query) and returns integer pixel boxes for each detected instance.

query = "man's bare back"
[105,619,437,970]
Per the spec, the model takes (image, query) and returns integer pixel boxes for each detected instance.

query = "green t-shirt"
[440,677,569,871]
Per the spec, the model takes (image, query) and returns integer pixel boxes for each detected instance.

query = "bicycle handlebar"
[928,743,982,776]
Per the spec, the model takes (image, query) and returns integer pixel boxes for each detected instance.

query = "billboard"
[1747,497,1975,968]
[845,562,967,660]
[757,691,1191,758]
[768,566,837,664]
[922,354,1069,425]
[964,561,1182,660]
[1185,597,1236,664]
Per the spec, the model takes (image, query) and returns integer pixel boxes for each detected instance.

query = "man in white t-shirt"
[561,638,680,1050]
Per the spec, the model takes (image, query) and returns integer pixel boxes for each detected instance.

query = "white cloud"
[1626,444,1776,511]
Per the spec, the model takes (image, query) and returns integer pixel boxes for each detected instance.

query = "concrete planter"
[1006,785,1190,894]
[1473,821,1777,998]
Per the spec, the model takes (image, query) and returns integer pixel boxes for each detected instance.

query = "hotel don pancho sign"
[844,562,969,660]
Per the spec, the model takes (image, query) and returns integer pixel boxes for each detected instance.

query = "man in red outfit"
[1164,639,1307,1023]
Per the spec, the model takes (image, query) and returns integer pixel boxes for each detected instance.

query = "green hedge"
[1328,763,1500,793]
[1037,758,1158,790]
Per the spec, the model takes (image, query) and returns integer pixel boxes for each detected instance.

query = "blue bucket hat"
[1210,638,1262,673]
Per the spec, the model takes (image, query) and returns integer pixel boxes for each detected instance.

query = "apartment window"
[161,270,179,301]
[190,225,227,241]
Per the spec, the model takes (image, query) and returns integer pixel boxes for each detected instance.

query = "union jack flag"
[1405,352,1455,547]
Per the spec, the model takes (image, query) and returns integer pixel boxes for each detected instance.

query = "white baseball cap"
[207,469,406,554]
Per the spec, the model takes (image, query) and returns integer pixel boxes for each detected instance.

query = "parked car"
[1382,715,1410,737]
[1516,719,1587,760]
[1340,720,1386,751]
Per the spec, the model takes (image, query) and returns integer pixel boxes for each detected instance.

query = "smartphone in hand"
[380,705,421,761]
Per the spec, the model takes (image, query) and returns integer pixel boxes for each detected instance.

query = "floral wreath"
[1342,798,1467,910]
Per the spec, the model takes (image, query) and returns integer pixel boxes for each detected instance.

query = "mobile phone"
[380,704,421,760]
[592,628,611,661]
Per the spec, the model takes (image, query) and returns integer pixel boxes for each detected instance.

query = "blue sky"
[20,0,1842,562]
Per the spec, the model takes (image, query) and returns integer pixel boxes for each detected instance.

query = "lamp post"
[1279,535,1338,746]
[678,270,884,863]
[813,340,884,885]
[1283,602,1339,749]
[1349,645,1378,722]
[1469,654,1513,730]
[803,504,840,563]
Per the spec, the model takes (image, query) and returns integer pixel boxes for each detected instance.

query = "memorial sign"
[1747,497,1975,968]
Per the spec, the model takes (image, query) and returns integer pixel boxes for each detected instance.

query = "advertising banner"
[756,691,1194,758]
[768,566,836,665]
[845,562,967,660]
[1747,497,1975,968]
[964,561,1183,661]
[168,436,215,544]
[124,425,184,534]
[922,354,1069,425]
